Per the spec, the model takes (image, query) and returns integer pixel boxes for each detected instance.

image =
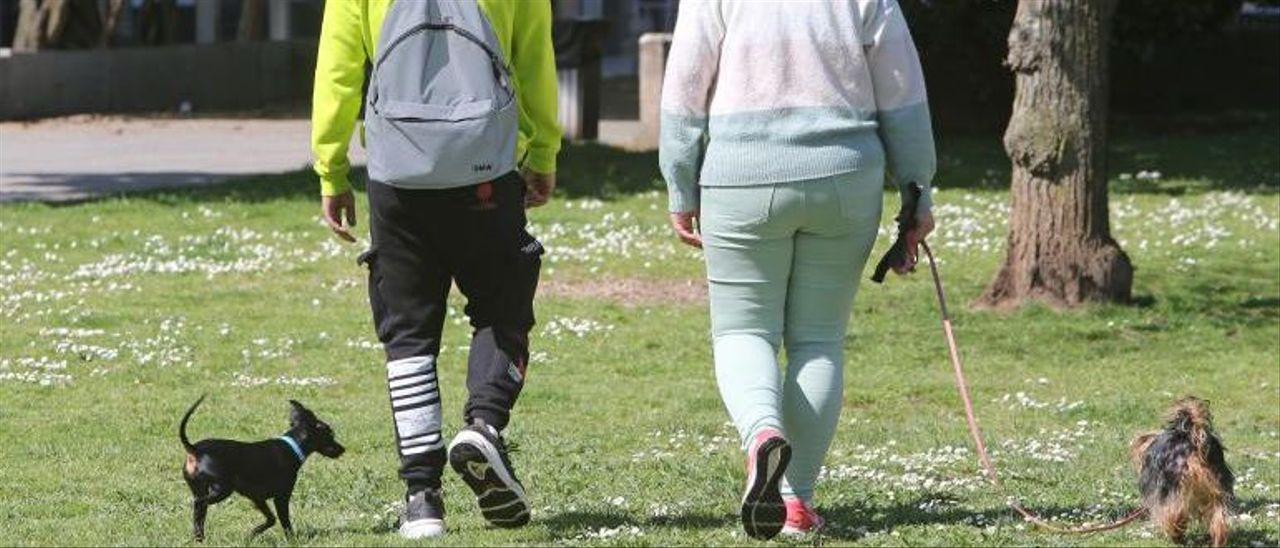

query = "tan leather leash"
[918,240,1147,534]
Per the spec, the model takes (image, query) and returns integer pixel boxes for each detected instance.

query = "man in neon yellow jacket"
[310,0,561,539]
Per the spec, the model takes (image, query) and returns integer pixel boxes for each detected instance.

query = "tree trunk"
[238,0,267,42]
[13,0,49,52]
[100,0,126,47]
[14,0,100,52]
[978,0,1133,310]
[138,0,178,46]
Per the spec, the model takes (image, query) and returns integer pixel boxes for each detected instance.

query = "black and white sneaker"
[398,488,446,539]
[448,420,531,528]
[740,428,791,540]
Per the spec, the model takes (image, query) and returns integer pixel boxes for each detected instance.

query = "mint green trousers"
[700,171,882,503]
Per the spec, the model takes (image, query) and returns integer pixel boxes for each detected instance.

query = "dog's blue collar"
[278,435,306,462]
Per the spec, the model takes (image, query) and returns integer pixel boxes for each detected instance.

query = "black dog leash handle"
[870,182,923,283]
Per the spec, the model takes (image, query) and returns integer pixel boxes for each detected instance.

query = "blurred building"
[0,0,323,48]
[0,0,666,75]
[557,0,675,76]
[2,0,1273,124]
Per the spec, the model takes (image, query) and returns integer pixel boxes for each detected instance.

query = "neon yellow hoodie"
[311,0,562,196]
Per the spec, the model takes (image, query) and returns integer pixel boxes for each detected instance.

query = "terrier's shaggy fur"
[1130,397,1234,547]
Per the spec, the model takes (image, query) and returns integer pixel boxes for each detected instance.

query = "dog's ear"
[288,400,311,424]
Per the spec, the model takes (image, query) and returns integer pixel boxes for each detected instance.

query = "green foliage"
[1113,0,1244,52]
[899,0,1277,130]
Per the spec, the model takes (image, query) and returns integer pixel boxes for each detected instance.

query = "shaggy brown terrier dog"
[1130,397,1234,547]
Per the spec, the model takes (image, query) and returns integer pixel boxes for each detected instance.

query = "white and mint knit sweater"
[659,0,936,214]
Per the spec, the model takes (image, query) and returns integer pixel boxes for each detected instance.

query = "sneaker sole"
[448,430,531,528]
[399,518,446,539]
[781,523,824,536]
[740,436,791,540]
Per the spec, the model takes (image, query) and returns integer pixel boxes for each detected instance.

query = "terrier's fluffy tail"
[179,394,207,454]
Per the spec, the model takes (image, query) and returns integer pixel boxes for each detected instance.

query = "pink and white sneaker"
[740,428,791,540]
[781,497,826,536]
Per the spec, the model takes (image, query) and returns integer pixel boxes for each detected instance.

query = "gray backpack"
[364,0,517,188]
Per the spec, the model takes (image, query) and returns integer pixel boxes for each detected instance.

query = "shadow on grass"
[1056,263,1277,329]
[557,142,662,199]
[538,497,1190,543]
[924,111,1279,194]
[30,141,666,209]
[1231,498,1280,547]
[22,110,1275,210]
[282,521,396,544]
[540,509,732,536]
[1161,276,1280,330]
[815,497,1009,540]
[30,168,348,209]
[816,497,1162,541]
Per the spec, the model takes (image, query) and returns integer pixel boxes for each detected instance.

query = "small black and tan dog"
[1130,396,1234,547]
[179,395,344,541]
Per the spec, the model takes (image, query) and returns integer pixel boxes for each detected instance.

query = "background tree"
[237,0,267,42]
[100,0,126,47]
[898,0,1252,132]
[979,0,1133,309]
[137,0,179,46]
[14,0,100,51]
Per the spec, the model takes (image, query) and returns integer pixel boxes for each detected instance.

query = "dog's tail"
[180,394,207,454]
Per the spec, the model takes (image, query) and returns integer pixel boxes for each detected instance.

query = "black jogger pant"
[360,173,542,490]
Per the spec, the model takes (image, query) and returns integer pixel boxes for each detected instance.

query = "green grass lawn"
[1,118,1278,547]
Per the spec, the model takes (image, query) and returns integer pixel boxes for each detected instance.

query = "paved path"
[0,118,358,203]
[0,116,644,203]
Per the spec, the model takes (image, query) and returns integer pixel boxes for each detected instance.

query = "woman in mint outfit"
[658,0,937,539]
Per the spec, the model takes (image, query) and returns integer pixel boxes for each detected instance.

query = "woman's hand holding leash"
[872,182,929,282]
[898,211,935,275]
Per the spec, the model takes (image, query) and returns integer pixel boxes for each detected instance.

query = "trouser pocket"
[507,228,543,327]
[357,248,393,343]
[834,172,885,224]
[702,185,777,233]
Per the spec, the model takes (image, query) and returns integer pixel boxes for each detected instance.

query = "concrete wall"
[636,32,670,149]
[0,40,318,120]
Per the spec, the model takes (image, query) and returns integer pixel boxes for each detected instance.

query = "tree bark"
[13,0,100,52]
[138,0,178,46]
[100,0,126,47]
[13,0,49,52]
[978,0,1133,310]
[238,0,267,42]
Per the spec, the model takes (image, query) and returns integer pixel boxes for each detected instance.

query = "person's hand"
[670,211,702,248]
[522,168,556,208]
[895,211,935,275]
[322,190,358,243]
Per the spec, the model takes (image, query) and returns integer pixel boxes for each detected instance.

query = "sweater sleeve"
[310,0,369,196]
[658,0,724,213]
[864,0,936,215]
[510,0,562,175]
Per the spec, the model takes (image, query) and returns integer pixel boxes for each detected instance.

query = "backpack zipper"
[372,21,513,96]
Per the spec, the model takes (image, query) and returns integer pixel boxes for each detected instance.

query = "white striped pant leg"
[387,356,445,486]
